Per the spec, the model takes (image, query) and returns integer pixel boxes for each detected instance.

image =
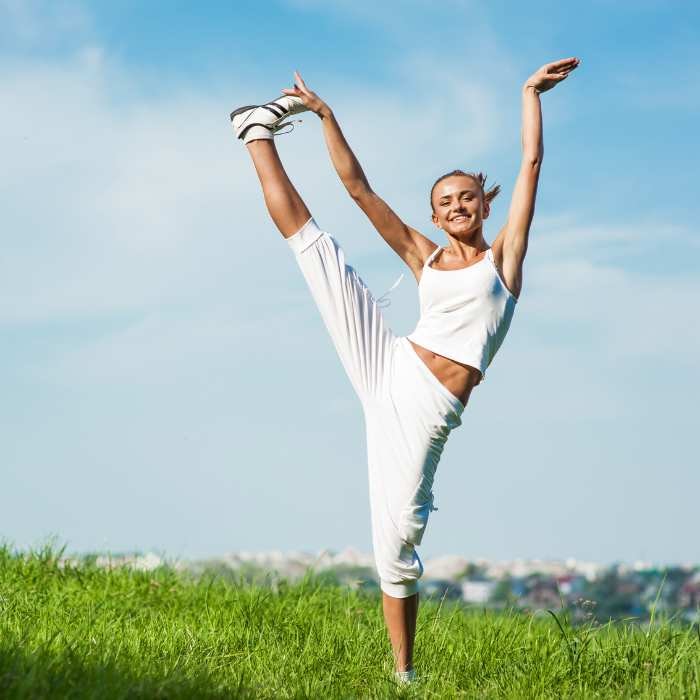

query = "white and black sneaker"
[230,95,308,144]
[395,669,417,684]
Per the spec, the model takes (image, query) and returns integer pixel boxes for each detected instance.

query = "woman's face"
[431,175,489,237]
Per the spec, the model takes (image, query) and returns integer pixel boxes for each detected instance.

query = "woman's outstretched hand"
[524,57,580,94]
[282,71,330,117]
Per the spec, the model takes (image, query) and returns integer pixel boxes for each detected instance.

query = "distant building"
[421,579,462,600]
[462,580,496,604]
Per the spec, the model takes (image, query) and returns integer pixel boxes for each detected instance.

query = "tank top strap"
[424,245,442,268]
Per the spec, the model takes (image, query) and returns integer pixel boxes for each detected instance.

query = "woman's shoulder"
[405,231,440,283]
[413,234,440,265]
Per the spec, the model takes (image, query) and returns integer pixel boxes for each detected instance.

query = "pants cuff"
[380,578,419,598]
[286,217,324,254]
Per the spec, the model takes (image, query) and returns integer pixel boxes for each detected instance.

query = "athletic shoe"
[394,669,417,684]
[230,95,308,144]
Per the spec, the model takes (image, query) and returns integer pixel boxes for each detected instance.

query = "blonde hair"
[430,170,501,211]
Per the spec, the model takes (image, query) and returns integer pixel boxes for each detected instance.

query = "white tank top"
[406,245,517,377]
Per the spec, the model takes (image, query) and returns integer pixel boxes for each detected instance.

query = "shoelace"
[375,272,404,308]
[273,118,304,136]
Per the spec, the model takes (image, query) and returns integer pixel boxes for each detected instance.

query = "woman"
[230,57,579,682]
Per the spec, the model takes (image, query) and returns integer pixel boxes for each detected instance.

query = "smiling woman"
[229,57,580,683]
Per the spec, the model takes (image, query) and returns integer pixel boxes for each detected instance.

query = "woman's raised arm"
[282,72,433,278]
[493,57,580,298]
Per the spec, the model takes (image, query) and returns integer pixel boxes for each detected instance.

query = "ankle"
[246,138,275,152]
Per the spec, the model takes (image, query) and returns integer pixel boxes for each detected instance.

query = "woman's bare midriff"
[408,340,482,408]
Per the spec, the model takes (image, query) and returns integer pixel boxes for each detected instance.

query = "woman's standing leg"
[367,336,465,679]
[245,139,311,238]
[383,593,418,674]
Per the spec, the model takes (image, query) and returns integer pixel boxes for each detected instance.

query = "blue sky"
[2,0,698,565]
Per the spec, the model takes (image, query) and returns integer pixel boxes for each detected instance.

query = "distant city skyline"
[50,547,700,625]
[51,546,698,584]
[2,1,699,564]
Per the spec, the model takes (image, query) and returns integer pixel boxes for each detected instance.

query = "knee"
[376,541,423,598]
[286,216,325,254]
[381,577,420,598]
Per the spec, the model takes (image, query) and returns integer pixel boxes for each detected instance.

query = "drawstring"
[429,492,439,513]
[375,272,404,308]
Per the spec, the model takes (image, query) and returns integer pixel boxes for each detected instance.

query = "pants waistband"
[396,337,465,416]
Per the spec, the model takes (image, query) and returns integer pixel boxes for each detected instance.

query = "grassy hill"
[1,546,698,698]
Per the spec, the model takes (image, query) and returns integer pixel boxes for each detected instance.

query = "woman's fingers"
[545,58,579,75]
[552,56,579,69]
[294,70,311,94]
[548,68,572,80]
[546,63,576,79]
[281,84,304,95]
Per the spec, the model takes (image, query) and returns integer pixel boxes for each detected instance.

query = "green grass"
[1,546,699,698]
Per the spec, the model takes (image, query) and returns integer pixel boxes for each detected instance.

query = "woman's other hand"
[282,71,331,118]
[524,57,580,94]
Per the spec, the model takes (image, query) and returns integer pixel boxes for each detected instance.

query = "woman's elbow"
[347,183,373,201]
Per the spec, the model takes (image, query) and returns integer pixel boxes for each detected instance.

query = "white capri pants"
[288,218,464,598]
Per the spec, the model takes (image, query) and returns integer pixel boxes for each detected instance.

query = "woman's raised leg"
[241,103,415,681]
[246,139,311,238]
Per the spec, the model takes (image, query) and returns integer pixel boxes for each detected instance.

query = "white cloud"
[0,0,91,46]
[522,218,700,360]
[1,52,261,322]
